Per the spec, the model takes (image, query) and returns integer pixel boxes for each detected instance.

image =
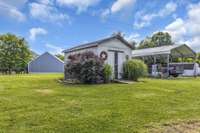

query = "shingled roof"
[63,34,133,53]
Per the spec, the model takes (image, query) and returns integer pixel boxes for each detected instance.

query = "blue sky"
[0,0,200,54]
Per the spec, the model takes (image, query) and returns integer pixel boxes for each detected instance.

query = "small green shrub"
[123,59,147,81]
[103,64,112,83]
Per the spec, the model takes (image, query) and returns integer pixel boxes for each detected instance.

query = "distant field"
[1,74,200,133]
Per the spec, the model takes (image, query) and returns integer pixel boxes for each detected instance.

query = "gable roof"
[29,52,64,65]
[63,34,133,53]
[132,44,196,58]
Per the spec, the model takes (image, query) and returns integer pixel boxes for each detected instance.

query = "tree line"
[0,34,32,74]
[137,32,173,49]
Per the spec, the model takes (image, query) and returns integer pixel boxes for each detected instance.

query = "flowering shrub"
[65,51,104,84]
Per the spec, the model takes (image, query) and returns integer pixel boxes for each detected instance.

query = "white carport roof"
[132,44,196,58]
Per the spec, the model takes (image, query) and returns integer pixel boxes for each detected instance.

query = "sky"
[0,0,200,55]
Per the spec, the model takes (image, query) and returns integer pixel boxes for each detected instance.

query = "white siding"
[64,38,132,79]
[97,39,132,55]
[97,39,132,79]
[64,47,98,63]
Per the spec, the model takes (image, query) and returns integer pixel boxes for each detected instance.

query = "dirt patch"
[35,89,54,95]
[148,120,200,133]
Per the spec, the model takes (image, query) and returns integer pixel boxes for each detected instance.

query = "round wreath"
[100,51,108,60]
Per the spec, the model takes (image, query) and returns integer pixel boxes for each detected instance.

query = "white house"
[63,34,133,79]
[28,52,64,73]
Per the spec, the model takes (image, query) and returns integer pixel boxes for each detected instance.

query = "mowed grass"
[1,74,200,133]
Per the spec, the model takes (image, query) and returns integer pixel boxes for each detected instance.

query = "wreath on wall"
[100,51,108,60]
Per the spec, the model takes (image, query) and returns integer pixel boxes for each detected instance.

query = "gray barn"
[28,52,64,73]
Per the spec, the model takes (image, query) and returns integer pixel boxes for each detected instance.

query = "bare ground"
[148,120,200,133]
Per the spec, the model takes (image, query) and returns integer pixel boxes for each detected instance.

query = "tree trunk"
[8,69,12,75]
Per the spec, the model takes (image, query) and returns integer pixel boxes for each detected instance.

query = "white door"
[107,51,126,79]
[118,52,125,79]
[107,51,115,79]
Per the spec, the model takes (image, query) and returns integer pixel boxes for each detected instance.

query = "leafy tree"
[55,54,64,61]
[129,40,137,50]
[31,51,38,60]
[0,33,32,74]
[138,37,154,49]
[138,32,173,49]
[195,53,200,64]
[172,52,198,63]
[151,32,173,47]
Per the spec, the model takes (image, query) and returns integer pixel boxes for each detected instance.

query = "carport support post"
[153,56,156,64]
[194,54,198,78]
[167,54,170,77]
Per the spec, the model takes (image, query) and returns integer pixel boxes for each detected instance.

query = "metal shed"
[28,52,64,73]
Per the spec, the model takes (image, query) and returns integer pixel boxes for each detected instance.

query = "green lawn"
[1,74,200,133]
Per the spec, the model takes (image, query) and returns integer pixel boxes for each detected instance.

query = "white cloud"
[111,0,136,13]
[0,0,27,7]
[125,33,140,42]
[56,0,100,13]
[133,11,150,28]
[39,0,54,5]
[9,8,26,22]
[164,2,200,51]
[100,9,110,21]
[185,37,200,50]
[165,18,186,41]
[0,0,26,22]
[100,0,136,21]
[186,3,200,36]
[159,2,177,17]
[29,1,69,24]
[45,43,64,54]
[134,2,177,29]
[29,27,47,41]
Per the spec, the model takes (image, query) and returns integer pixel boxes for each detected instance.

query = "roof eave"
[115,35,133,49]
[63,35,133,53]
[63,44,98,53]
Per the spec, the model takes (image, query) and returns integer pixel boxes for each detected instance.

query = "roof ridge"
[133,45,176,51]
[63,35,132,53]
[28,52,64,65]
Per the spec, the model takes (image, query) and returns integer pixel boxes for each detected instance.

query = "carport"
[132,44,196,76]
